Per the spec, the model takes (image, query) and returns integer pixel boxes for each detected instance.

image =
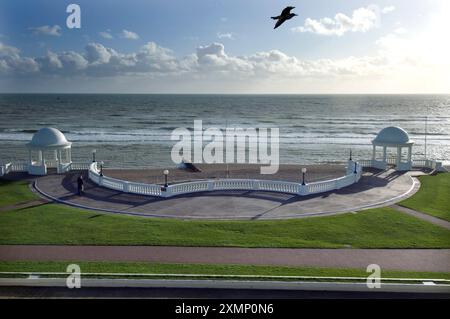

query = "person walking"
[77,174,84,195]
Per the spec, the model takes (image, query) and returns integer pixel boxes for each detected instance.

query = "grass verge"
[400,173,450,221]
[0,261,449,281]
[0,179,38,207]
[0,203,449,248]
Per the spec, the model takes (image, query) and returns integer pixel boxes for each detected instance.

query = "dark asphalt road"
[1,286,449,299]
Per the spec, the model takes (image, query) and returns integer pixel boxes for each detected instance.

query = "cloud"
[85,43,115,64]
[119,29,139,40]
[0,41,183,77]
[1,27,449,93]
[382,6,396,14]
[99,31,113,39]
[0,40,421,78]
[291,6,380,36]
[29,25,62,37]
[0,42,40,74]
[217,32,235,40]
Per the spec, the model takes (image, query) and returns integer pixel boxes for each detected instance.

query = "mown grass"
[400,173,450,221]
[0,203,449,248]
[1,261,449,280]
[0,179,38,207]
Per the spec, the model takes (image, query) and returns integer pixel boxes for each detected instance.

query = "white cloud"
[217,32,235,40]
[58,51,89,72]
[382,6,396,14]
[85,43,115,64]
[1,23,449,93]
[119,29,139,40]
[29,25,62,37]
[36,51,63,72]
[0,39,432,79]
[0,42,39,74]
[99,31,113,39]
[291,6,380,36]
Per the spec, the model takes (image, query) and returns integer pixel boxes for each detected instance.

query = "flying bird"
[271,6,298,29]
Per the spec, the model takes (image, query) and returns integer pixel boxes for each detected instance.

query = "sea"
[0,94,449,168]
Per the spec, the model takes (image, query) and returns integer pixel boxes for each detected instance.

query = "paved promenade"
[1,245,449,272]
[32,167,418,219]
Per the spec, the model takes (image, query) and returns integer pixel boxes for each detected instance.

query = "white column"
[38,150,43,165]
[408,145,412,163]
[397,146,402,166]
[372,144,376,160]
[68,148,72,163]
[382,146,387,163]
[28,150,32,165]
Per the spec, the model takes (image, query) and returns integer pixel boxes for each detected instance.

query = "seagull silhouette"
[271,6,298,29]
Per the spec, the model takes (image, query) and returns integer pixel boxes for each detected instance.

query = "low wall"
[358,159,445,171]
[0,162,90,177]
[87,161,364,198]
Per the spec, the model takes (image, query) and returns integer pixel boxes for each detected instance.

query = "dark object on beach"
[271,6,298,29]
[77,175,84,195]
[179,160,202,172]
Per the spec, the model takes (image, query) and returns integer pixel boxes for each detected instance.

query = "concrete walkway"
[1,245,449,272]
[32,168,418,220]
[391,205,450,230]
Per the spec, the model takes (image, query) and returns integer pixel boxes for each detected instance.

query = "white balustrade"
[87,161,365,198]
[70,162,91,170]
[412,159,444,170]
[45,160,58,168]
[386,158,397,165]
[358,159,373,168]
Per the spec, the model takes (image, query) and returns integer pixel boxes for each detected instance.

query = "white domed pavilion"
[371,126,414,171]
[26,127,72,175]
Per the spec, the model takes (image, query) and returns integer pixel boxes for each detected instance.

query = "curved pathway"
[33,168,418,220]
[0,245,449,272]
[390,205,450,230]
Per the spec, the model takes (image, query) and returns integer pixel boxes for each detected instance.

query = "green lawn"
[0,179,38,207]
[0,261,449,280]
[0,174,449,248]
[400,173,450,221]
[0,203,449,248]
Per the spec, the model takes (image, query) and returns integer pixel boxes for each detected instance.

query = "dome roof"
[27,127,71,148]
[373,126,413,146]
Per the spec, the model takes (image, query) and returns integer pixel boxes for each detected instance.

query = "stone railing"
[68,162,91,171]
[88,161,363,198]
[412,159,443,171]
[0,162,28,176]
[0,161,92,177]
[357,158,445,172]
[44,160,58,168]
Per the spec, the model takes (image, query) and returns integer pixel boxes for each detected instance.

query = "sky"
[0,0,449,93]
